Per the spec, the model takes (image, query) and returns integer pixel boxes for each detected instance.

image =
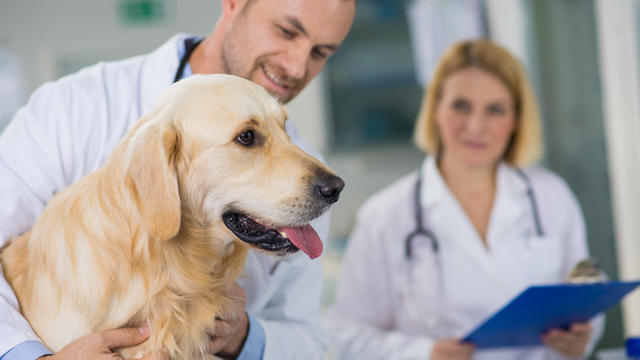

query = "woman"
[325,39,603,360]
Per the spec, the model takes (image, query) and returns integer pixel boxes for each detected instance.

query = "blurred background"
[1,0,639,357]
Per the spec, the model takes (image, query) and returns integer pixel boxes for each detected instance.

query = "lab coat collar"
[139,33,189,116]
[419,155,450,210]
[496,162,530,199]
[419,156,531,239]
[493,163,530,215]
[488,163,532,241]
[419,156,530,207]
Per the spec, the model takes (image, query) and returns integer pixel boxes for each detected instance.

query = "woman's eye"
[452,99,471,113]
[488,104,507,116]
[236,130,255,146]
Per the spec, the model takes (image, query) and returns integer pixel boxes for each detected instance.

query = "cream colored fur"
[1,74,337,359]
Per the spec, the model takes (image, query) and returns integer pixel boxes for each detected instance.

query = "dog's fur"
[1,74,340,359]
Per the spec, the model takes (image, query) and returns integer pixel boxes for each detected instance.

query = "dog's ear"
[126,119,181,241]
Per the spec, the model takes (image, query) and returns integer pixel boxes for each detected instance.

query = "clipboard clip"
[566,258,606,284]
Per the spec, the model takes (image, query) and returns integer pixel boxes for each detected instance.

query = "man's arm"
[0,267,52,359]
[0,81,73,358]
[235,209,329,360]
[257,258,327,360]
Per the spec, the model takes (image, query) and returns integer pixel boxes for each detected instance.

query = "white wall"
[595,0,640,336]
[0,1,219,91]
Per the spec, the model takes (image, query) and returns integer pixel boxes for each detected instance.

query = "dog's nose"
[316,175,345,204]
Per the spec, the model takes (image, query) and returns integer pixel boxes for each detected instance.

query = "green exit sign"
[118,0,168,25]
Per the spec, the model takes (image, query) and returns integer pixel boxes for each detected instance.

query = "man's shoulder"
[32,53,144,107]
[44,34,182,97]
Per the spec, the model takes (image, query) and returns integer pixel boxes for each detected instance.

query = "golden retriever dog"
[1,74,344,359]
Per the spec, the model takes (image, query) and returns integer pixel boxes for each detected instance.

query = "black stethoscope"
[404,166,545,261]
[402,163,545,329]
[173,37,203,83]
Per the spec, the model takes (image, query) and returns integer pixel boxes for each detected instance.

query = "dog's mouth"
[222,212,323,259]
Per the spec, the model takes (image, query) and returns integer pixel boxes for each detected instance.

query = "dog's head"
[123,74,343,259]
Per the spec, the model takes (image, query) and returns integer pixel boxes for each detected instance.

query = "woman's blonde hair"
[413,39,543,167]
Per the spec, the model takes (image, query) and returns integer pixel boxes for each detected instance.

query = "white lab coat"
[325,156,604,360]
[0,34,328,359]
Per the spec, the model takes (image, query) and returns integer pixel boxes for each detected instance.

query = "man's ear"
[125,119,181,241]
[222,0,248,15]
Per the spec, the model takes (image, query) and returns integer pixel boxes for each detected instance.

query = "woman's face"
[435,67,517,169]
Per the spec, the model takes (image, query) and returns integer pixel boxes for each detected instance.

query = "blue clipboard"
[462,280,640,348]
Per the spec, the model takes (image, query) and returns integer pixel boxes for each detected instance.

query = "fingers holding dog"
[208,282,249,358]
[40,326,169,360]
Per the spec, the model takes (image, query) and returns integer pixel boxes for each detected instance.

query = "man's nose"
[282,46,308,80]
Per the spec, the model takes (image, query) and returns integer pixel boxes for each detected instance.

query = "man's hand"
[38,326,168,360]
[542,322,592,359]
[430,338,475,360]
[208,282,250,359]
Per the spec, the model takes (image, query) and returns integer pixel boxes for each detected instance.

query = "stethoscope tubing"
[174,37,203,84]
[405,166,544,261]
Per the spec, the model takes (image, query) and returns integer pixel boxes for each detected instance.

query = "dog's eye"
[236,130,255,146]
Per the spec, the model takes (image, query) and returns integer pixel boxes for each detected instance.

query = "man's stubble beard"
[221,22,251,81]
[220,18,301,104]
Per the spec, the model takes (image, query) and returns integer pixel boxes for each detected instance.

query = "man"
[0,0,356,359]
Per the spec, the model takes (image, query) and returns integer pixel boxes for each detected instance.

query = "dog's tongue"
[282,224,323,259]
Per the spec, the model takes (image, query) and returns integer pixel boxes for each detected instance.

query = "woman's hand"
[430,338,475,360]
[38,326,168,360]
[542,322,592,359]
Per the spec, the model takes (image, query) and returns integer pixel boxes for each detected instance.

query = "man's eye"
[278,26,295,38]
[312,48,328,60]
[236,130,255,146]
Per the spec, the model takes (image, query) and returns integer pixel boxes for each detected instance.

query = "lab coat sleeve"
[0,82,72,356]
[325,209,434,360]
[257,259,326,360]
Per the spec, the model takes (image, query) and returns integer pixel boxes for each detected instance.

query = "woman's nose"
[466,112,487,133]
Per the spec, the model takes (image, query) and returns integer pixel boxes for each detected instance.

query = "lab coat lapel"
[420,157,496,274]
[420,158,518,296]
[139,34,185,117]
[486,164,529,247]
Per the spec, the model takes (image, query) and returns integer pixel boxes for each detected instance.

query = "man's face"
[221,0,355,103]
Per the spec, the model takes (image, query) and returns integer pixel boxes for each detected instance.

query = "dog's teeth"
[280,231,288,238]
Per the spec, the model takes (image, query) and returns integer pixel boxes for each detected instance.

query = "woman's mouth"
[463,139,487,149]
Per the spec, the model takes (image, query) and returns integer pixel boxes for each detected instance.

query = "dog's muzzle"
[222,211,323,259]
[223,212,299,254]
